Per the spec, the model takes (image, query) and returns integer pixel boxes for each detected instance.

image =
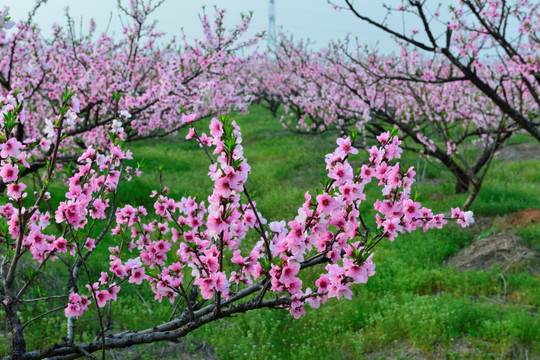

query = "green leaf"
[64,86,75,102]
[271,257,283,267]
[258,258,270,272]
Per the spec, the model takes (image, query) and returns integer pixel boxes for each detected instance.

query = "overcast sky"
[2,0,428,53]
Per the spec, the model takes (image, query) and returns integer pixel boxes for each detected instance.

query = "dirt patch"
[492,208,540,232]
[507,208,540,228]
[497,142,540,162]
[446,232,540,273]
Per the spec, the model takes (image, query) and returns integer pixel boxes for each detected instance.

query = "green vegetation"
[7,106,539,359]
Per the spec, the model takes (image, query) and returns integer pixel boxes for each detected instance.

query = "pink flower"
[316,193,339,216]
[304,288,320,309]
[403,199,421,221]
[6,182,26,199]
[99,272,109,285]
[376,132,390,145]
[336,137,358,158]
[269,220,286,233]
[90,198,108,219]
[214,177,232,197]
[64,303,80,318]
[207,213,228,236]
[383,217,402,241]
[95,290,111,308]
[105,171,120,189]
[185,127,196,140]
[279,263,300,287]
[463,211,474,226]
[452,208,474,228]
[194,277,215,299]
[84,238,96,252]
[360,165,374,183]
[1,138,24,158]
[154,201,166,216]
[198,133,213,147]
[182,113,197,124]
[78,146,96,162]
[53,237,68,253]
[213,272,229,295]
[65,292,90,318]
[328,162,353,184]
[231,250,246,266]
[428,214,447,230]
[209,118,224,138]
[290,298,306,319]
[0,163,18,182]
[129,267,146,285]
[107,285,120,301]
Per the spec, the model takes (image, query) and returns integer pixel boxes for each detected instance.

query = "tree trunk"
[462,181,481,210]
[453,170,470,194]
[5,298,26,358]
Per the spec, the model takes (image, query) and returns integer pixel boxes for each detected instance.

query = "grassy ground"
[4,106,539,359]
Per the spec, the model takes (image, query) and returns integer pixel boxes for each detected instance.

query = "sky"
[2,0,426,53]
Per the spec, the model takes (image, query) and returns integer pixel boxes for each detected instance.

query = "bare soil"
[447,232,539,273]
[507,208,540,228]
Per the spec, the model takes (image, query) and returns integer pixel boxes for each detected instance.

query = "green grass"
[5,105,540,359]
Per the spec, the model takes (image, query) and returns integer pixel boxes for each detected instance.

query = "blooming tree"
[253,34,524,208]
[252,0,539,208]
[333,0,540,141]
[0,1,258,192]
[0,5,474,360]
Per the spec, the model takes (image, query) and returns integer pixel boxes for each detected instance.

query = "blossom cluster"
[62,117,473,319]
[0,90,140,317]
